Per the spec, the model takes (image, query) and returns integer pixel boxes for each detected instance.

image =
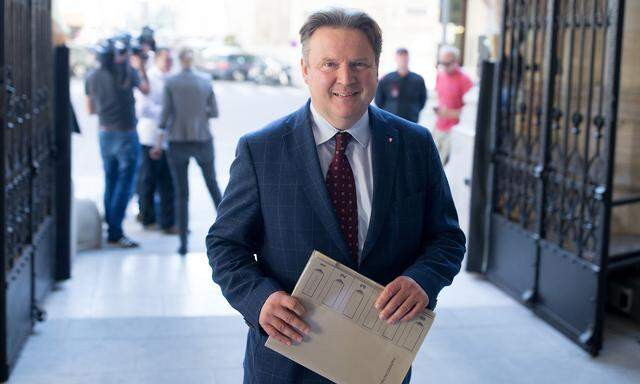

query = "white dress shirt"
[310,103,373,256]
[135,65,171,147]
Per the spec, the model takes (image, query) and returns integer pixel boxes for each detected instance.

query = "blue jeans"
[99,130,139,241]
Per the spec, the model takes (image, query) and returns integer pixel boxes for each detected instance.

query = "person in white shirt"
[135,48,177,233]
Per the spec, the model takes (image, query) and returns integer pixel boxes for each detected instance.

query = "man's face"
[301,27,378,130]
[438,52,458,75]
[156,51,173,73]
[395,52,409,72]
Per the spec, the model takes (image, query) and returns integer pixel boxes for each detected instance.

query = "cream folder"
[266,250,435,384]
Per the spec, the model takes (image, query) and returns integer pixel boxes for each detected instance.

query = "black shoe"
[162,226,179,235]
[143,223,159,231]
[108,236,140,248]
[177,245,187,255]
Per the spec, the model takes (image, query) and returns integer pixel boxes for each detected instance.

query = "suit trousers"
[167,140,223,247]
[432,128,452,166]
[137,145,175,229]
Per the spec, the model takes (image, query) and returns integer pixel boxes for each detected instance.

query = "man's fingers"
[400,302,423,323]
[379,289,410,321]
[387,296,417,324]
[274,307,310,335]
[270,316,304,343]
[263,324,292,346]
[375,280,401,310]
[281,295,306,317]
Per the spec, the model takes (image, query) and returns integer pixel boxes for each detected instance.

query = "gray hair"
[178,47,194,67]
[439,45,460,61]
[299,7,383,65]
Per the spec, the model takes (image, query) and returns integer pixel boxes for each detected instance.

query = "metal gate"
[475,0,627,356]
[1,0,63,379]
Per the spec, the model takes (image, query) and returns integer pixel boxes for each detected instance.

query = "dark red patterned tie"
[325,132,359,262]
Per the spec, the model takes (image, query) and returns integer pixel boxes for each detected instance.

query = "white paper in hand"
[265,250,435,384]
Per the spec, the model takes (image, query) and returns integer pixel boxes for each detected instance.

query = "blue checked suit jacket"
[206,101,466,384]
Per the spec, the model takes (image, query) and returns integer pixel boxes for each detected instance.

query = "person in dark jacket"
[155,47,222,255]
[206,9,464,384]
[374,48,427,123]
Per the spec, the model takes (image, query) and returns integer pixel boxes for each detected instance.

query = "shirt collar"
[310,102,370,148]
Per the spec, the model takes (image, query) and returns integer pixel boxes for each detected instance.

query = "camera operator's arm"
[86,96,96,115]
[130,55,150,95]
[137,70,150,95]
[84,76,96,115]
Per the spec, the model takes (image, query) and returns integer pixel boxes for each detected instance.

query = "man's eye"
[351,62,369,69]
[322,62,336,69]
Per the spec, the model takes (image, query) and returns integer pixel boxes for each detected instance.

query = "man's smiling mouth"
[332,90,360,97]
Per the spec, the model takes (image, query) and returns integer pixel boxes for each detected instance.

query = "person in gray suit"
[154,47,222,255]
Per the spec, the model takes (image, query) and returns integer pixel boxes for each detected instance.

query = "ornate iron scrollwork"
[495,0,613,262]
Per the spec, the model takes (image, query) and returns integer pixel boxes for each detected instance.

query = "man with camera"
[85,36,150,248]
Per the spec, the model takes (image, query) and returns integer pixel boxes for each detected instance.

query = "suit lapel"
[361,107,399,262]
[284,101,353,265]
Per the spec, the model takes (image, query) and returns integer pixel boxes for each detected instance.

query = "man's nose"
[336,64,355,84]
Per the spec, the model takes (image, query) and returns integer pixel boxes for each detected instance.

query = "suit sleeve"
[158,83,173,130]
[207,83,219,118]
[418,76,427,111]
[402,131,466,309]
[206,136,282,329]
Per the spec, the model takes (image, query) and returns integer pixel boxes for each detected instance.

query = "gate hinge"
[521,289,535,304]
[32,303,47,323]
[579,326,594,345]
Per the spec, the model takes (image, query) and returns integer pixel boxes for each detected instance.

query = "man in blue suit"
[206,7,466,384]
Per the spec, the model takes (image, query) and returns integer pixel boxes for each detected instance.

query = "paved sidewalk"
[9,241,640,383]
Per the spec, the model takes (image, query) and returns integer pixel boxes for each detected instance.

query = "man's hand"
[129,55,144,71]
[375,276,429,324]
[259,291,310,346]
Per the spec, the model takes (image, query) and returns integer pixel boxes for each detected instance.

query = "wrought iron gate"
[1,0,65,379]
[474,0,627,356]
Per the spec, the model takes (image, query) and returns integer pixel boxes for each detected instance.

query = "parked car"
[198,52,257,81]
[248,56,292,86]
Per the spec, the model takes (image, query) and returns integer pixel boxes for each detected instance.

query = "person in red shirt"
[434,45,473,165]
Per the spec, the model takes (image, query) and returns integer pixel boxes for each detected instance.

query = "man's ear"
[301,57,310,84]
